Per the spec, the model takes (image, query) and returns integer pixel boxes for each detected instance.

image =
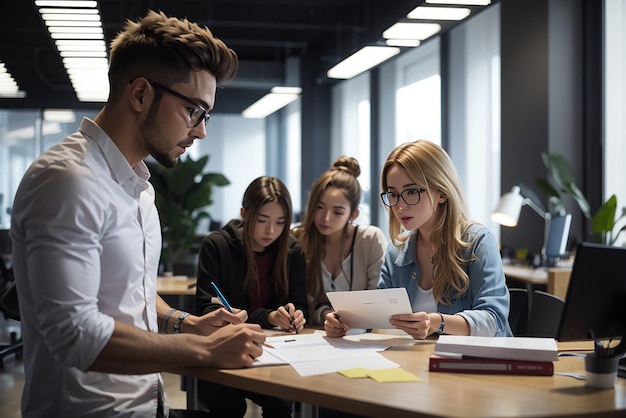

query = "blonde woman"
[327,140,512,340]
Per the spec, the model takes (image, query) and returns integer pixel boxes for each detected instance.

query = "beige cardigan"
[309,224,388,325]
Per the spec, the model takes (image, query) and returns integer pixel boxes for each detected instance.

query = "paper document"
[326,288,412,329]
[259,332,399,376]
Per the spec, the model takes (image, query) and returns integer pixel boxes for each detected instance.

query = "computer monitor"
[545,214,572,258]
[557,242,626,342]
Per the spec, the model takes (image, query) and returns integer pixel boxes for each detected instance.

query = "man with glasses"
[11,10,267,418]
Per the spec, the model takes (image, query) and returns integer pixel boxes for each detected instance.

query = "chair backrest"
[508,287,529,336]
[0,280,19,321]
[0,229,19,321]
[528,290,564,338]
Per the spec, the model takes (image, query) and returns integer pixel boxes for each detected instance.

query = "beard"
[141,99,188,168]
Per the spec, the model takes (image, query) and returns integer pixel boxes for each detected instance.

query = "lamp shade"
[491,186,524,227]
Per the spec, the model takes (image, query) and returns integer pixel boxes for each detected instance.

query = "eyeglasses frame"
[380,188,425,208]
[131,78,210,127]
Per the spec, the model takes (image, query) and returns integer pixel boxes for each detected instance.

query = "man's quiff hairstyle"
[107,10,238,97]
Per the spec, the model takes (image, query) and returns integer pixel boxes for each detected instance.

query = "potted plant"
[146,155,229,273]
[536,151,626,245]
[534,152,591,218]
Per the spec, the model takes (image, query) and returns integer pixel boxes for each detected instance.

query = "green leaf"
[542,152,576,192]
[591,194,617,239]
[566,184,591,219]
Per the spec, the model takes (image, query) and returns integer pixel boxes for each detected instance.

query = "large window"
[331,73,374,225]
[604,0,626,245]
[0,109,97,229]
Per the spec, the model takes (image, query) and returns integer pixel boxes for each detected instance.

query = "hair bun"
[332,155,360,178]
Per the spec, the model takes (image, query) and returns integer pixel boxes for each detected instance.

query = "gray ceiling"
[0,0,491,114]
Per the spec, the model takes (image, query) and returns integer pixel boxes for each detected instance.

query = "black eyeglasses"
[141,79,209,128]
[380,188,425,207]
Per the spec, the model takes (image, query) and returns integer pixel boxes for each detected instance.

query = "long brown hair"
[240,176,293,300]
[293,156,361,302]
[380,140,475,304]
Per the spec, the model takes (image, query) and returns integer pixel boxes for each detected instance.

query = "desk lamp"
[492,186,551,264]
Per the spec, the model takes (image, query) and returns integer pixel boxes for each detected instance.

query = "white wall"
[190,114,265,229]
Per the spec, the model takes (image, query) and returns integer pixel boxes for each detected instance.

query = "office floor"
[0,315,262,418]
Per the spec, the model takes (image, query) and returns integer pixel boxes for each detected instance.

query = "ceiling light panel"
[385,39,421,47]
[382,23,441,40]
[36,1,109,102]
[425,0,491,5]
[0,61,24,98]
[408,7,471,20]
[242,87,302,118]
[327,46,400,79]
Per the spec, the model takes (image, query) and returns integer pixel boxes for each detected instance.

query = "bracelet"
[160,308,177,334]
[172,311,190,334]
[436,313,445,335]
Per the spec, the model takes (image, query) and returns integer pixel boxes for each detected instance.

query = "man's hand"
[184,308,248,335]
[203,323,267,368]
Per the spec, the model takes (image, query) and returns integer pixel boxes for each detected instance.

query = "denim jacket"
[378,224,512,337]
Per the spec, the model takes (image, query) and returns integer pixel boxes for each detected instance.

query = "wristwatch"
[436,313,445,334]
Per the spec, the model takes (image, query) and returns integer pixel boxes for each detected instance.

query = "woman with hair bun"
[293,156,387,338]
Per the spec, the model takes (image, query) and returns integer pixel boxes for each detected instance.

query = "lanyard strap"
[348,225,357,290]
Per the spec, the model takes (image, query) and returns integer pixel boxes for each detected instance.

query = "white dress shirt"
[11,118,164,417]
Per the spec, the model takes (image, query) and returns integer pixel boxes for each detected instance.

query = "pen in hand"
[211,281,274,349]
[285,304,298,333]
[210,281,233,313]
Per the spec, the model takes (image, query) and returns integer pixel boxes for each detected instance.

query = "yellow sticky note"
[338,368,370,378]
[366,368,422,383]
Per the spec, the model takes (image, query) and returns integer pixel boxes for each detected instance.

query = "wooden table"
[157,276,197,315]
[503,265,572,299]
[182,333,625,418]
[156,276,197,296]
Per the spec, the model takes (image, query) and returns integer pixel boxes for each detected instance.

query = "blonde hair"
[380,140,476,304]
[293,156,361,303]
[241,176,293,300]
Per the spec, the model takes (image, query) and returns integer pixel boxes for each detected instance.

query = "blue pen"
[210,281,233,313]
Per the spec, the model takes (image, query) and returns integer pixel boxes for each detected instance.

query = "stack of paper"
[430,335,558,376]
[257,332,399,377]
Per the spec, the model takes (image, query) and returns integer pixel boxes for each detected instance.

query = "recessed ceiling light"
[242,87,302,118]
[327,46,400,79]
[385,39,421,47]
[37,2,109,102]
[408,6,471,20]
[426,0,491,5]
[383,23,441,41]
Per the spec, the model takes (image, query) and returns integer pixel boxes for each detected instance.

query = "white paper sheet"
[326,288,413,329]
[258,332,398,376]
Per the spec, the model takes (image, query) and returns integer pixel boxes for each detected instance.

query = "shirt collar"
[394,230,418,267]
[78,117,150,194]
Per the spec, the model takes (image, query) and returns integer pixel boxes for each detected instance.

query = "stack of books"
[430,335,559,376]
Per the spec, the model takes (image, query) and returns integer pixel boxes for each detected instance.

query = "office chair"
[527,290,564,338]
[508,287,529,336]
[0,230,22,367]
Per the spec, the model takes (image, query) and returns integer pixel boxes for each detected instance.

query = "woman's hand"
[324,310,348,338]
[270,303,306,333]
[389,311,431,340]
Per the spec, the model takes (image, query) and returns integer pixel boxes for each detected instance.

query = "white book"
[434,335,559,362]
